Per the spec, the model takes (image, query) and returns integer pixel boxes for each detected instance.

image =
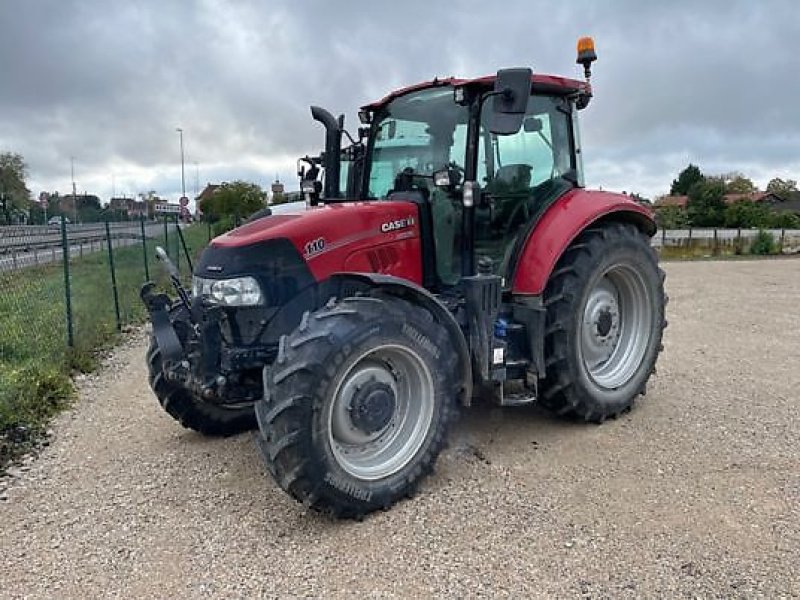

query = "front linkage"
[140,247,261,435]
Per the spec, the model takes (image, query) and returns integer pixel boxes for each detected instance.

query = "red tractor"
[143,38,666,517]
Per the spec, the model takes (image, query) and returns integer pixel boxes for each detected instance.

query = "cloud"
[1,0,798,201]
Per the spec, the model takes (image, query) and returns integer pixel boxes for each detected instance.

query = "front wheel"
[147,339,256,435]
[540,222,666,422]
[146,303,255,436]
[255,295,459,518]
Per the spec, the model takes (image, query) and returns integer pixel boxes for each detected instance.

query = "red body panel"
[212,202,424,285]
[362,74,589,111]
[511,189,656,295]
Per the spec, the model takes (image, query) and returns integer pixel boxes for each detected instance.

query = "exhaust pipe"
[310,106,342,200]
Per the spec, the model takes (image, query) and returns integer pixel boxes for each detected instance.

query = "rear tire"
[146,306,255,436]
[540,222,666,422]
[255,295,459,518]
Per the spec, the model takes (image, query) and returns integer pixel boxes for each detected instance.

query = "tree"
[656,206,689,229]
[768,211,800,229]
[766,177,798,200]
[271,191,288,205]
[77,196,102,222]
[670,163,704,195]
[0,152,31,224]
[199,181,266,223]
[686,179,726,227]
[723,200,770,228]
[723,174,757,194]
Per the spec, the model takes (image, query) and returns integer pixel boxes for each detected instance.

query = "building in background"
[109,197,148,219]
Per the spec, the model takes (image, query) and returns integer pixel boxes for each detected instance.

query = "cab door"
[474,95,576,278]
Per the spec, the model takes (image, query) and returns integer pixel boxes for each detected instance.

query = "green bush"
[0,363,73,468]
[768,211,800,229]
[212,216,232,237]
[750,230,777,255]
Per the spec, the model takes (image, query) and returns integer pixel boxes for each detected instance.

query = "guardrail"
[0,222,166,273]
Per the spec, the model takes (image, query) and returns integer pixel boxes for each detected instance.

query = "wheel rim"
[580,264,652,390]
[327,344,435,481]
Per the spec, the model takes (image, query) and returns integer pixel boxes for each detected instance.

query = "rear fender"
[511,190,656,295]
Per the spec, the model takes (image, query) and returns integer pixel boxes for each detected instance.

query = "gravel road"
[1,259,798,598]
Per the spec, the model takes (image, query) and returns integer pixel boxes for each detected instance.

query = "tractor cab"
[363,77,584,287]
[307,63,593,293]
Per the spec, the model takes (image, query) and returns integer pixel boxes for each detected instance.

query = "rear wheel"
[540,222,666,421]
[255,295,459,518]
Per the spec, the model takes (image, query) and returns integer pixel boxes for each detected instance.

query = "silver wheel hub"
[327,345,435,481]
[580,265,652,390]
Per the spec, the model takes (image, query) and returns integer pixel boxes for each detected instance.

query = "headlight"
[192,275,263,306]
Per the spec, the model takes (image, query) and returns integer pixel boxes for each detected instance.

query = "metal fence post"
[780,229,785,253]
[140,216,150,281]
[713,228,718,255]
[176,217,194,273]
[163,217,169,254]
[61,216,74,348]
[173,214,180,273]
[105,221,122,331]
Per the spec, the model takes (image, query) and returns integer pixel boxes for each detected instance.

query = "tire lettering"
[401,323,440,359]
[324,472,373,502]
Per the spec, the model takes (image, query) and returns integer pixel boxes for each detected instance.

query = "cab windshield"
[367,87,469,199]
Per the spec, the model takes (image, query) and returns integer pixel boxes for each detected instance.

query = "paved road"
[0,223,165,273]
[1,259,799,597]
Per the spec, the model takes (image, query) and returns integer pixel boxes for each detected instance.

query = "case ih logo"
[381,216,415,233]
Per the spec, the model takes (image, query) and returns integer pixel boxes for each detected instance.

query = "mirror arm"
[342,129,357,145]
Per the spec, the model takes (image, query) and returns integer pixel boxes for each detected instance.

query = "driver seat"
[486,164,533,231]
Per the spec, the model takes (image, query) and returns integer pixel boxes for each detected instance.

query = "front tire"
[255,295,459,518]
[146,305,256,436]
[540,222,666,422]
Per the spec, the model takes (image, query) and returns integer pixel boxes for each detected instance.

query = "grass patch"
[0,223,211,471]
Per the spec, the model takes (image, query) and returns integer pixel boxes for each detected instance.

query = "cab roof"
[361,73,590,111]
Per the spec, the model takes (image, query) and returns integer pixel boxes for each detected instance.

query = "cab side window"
[475,95,573,272]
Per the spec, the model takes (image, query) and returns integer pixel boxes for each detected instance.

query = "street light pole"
[71,156,78,224]
[176,128,186,199]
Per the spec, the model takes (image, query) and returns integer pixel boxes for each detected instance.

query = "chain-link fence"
[1,216,211,464]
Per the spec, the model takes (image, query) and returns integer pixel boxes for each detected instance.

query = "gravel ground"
[1,259,798,598]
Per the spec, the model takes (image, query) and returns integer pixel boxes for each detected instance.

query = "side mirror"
[488,68,532,135]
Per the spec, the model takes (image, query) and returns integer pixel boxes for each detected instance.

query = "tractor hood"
[208,201,423,284]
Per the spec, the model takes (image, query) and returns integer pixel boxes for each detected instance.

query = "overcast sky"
[1,0,799,203]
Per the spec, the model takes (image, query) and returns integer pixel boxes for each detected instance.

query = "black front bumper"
[141,282,276,403]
